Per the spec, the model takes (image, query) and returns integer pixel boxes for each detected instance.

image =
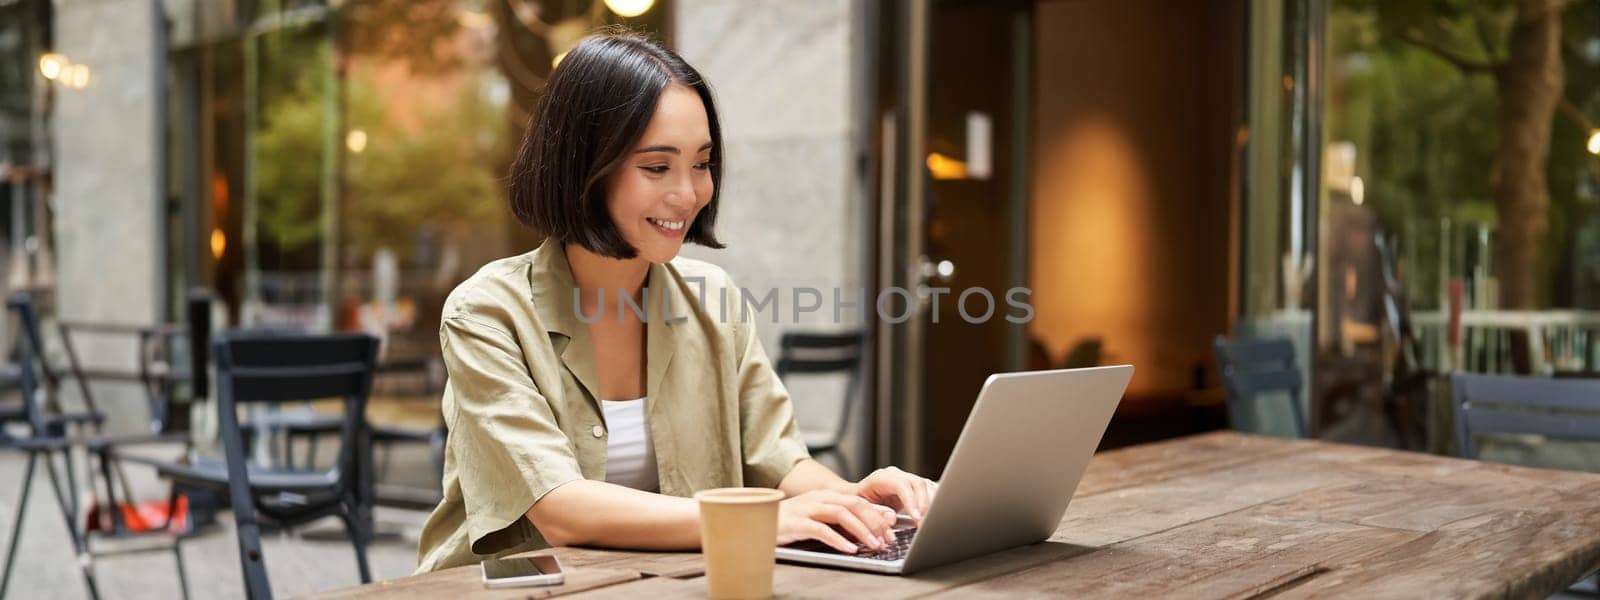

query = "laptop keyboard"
[784,525,918,561]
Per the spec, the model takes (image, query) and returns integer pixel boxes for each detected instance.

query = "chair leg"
[41,449,100,600]
[0,452,37,599]
[95,448,124,536]
[234,519,271,600]
[340,507,373,583]
[162,486,191,600]
[60,444,81,524]
[171,531,190,600]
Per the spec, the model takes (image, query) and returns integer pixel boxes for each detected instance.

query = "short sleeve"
[732,311,812,488]
[441,316,585,555]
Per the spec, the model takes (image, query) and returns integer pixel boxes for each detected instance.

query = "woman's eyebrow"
[633,142,716,155]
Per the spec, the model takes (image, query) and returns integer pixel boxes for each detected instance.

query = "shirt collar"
[526,239,684,403]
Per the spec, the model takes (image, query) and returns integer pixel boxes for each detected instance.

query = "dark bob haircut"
[509,29,725,259]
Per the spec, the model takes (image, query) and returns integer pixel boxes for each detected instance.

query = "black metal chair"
[0,299,100,599]
[774,330,865,478]
[1451,372,1600,593]
[236,338,442,506]
[1213,336,1309,438]
[0,291,204,600]
[1451,373,1600,460]
[266,362,445,511]
[156,331,379,600]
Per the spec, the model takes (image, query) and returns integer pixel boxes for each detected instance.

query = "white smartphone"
[480,555,565,588]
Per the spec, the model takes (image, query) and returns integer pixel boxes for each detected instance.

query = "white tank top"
[600,398,659,492]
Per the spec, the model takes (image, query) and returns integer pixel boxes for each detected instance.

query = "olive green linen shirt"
[414,241,812,572]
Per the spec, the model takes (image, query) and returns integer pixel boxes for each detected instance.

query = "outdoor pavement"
[0,396,443,599]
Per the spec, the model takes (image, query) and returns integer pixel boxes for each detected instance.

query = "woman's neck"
[565,242,651,314]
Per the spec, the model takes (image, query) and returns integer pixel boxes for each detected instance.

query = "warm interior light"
[552,50,569,69]
[604,0,654,18]
[210,228,226,259]
[65,64,89,89]
[346,129,368,154]
[38,53,65,80]
[1588,130,1600,155]
[1350,176,1365,205]
[926,152,968,180]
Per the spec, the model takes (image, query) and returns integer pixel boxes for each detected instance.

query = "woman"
[416,31,936,572]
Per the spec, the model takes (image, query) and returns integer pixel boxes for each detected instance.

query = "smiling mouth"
[647,217,687,232]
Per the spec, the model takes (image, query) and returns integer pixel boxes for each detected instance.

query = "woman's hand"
[776,489,898,554]
[847,467,938,522]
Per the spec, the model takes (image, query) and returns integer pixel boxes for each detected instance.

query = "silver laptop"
[775,365,1133,574]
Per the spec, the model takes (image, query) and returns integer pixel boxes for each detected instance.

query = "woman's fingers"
[872,503,899,535]
[806,520,859,554]
[889,478,921,520]
[838,494,896,539]
[847,469,938,524]
[816,503,883,550]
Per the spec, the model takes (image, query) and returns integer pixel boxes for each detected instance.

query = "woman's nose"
[666,175,697,211]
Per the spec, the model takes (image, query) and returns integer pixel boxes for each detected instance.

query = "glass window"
[1238,0,1318,438]
[1318,0,1600,449]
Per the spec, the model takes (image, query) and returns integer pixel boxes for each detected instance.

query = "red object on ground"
[85,495,189,534]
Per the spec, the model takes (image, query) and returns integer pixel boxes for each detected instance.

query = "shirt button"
[591,425,605,438]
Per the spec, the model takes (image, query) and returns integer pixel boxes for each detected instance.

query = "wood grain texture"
[545,547,706,578]
[307,432,1600,599]
[930,510,1421,599]
[1265,481,1600,599]
[300,553,640,600]
[1076,431,1313,496]
[555,575,704,599]
[1056,450,1360,547]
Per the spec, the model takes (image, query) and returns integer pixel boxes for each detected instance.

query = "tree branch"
[1473,18,1498,63]
[1399,28,1498,74]
[1558,97,1595,134]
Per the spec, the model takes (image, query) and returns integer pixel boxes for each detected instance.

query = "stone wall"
[674,0,873,476]
[50,0,163,432]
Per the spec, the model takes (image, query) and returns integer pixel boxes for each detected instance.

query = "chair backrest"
[213,331,379,463]
[1213,335,1308,437]
[7,294,52,433]
[775,330,866,440]
[6,292,97,427]
[212,331,378,600]
[1451,372,1600,460]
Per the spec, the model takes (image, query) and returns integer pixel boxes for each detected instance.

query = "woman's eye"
[641,166,669,174]
[694,161,713,171]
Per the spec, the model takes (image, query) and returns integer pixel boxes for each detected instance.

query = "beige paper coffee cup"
[695,487,785,600]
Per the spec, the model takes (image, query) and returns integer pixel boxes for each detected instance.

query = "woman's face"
[605,83,715,264]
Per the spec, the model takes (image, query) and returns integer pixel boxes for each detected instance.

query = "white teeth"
[649,218,685,231]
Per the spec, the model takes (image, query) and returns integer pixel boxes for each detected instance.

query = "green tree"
[254,37,329,260]
[1347,0,1596,308]
[341,68,507,261]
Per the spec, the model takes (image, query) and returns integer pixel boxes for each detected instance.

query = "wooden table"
[309,432,1600,599]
